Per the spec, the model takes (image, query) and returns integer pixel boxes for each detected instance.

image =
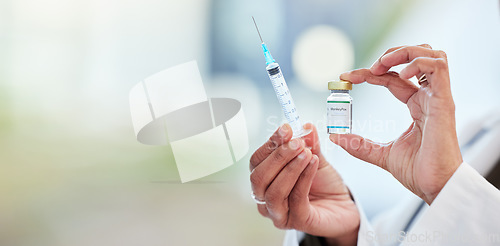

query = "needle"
[252,16,263,43]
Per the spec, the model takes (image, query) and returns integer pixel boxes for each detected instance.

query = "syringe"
[252,17,311,138]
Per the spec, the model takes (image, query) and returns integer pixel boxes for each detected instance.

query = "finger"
[367,46,403,75]
[250,138,305,200]
[302,123,329,169]
[399,57,451,96]
[264,148,313,229]
[302,123,320,155]
[371,45,446,76]
[369,44,433,75]
[380,44,431,57]
[329,134,391,170]
[257,203,269,218]
[340,68,418,104]
[287,155,319,230]
[250,124,293,171]
[413,44,432,82]
[419,43,432,49]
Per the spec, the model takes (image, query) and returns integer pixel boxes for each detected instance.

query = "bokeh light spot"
[292,25,354,91]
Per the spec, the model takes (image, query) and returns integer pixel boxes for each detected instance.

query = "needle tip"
[252,16,264,43]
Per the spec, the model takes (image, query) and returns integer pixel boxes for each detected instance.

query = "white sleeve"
[404,162,500,245]
[282,191,379,246]
[282,229,304,246]
[355,191,379,246]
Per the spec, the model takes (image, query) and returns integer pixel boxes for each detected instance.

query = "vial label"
[327,101,352,134]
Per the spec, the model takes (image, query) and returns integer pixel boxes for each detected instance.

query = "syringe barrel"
[266,63,304,136]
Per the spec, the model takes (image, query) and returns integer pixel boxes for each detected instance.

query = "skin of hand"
[331,44,463,205]
[250,123,359,246]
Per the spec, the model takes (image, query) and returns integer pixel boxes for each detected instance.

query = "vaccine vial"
[327,80,353,134]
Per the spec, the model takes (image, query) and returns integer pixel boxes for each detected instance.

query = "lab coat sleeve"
[356,194,379,246]
[404,162,500,246]
[282,190,379,246]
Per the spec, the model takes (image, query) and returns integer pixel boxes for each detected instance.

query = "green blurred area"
[356,1,414,67]
[0,114,282,245]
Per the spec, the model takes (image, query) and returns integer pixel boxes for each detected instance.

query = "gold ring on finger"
[418,74,428,85]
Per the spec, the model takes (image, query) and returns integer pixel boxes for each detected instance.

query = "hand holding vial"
[332,44,463,205]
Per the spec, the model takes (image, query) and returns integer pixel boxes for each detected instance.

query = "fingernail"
[310,156,318,165]
[278,124,289,137]
[298,151,307,159]
[289,139,302,150]
[340,71,351,78]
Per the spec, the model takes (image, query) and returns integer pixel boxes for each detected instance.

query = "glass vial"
[327,80,353,134]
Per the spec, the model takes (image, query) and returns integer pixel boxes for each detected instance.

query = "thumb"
[329,134,390,170]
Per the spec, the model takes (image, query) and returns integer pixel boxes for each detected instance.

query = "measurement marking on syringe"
[253,16,311,139]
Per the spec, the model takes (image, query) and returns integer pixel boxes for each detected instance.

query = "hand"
[332,44,463,204]
[250,123,359,246]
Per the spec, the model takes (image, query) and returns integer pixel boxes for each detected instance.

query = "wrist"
[424,157,463,205]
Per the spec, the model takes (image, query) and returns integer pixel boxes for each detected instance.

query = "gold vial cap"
[328,80,352,90]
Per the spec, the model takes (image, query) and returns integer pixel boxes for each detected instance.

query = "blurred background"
[1,0,499,245]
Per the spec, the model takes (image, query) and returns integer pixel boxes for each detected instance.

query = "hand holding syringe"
[252,17,311,139]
